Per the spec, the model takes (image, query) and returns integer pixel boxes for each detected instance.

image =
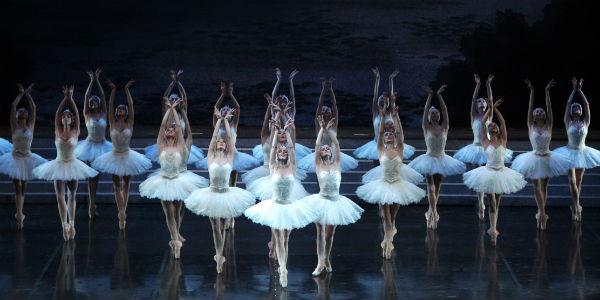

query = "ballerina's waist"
[112,146,130,154]
[425,150,445,157]
[12,149,31,157]
[485,164,504,170]
[319,191,339,200]
[533,149,550,156]
[210,186,229,193]
[87,136,107,143]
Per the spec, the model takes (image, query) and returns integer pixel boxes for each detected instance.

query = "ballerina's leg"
[54,180,70,241]
[112,175,125,229]
[487,193,501,246]
[161,201,182,258]
[210,218,226,273]
[87,173,100,219]
[313,223,325,276]
[66,180,78,239]
[324,225,336,272]
[13,180,25,228]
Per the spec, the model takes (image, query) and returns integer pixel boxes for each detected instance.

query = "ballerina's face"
[320,145,332,159]
[61,111,73,126]
[216,138,227,151]
[17,108,29,121]
[89,95,100,110]
[383,131,395,144]
[487,122,499,135]
[533,108,547,122]
[320,106,333,122]
[570,103,583,118]
[277,129,287,143]
[476,98,487,113]
[429,108,441,123]
[277,145,289,160]
[164,124,177,139]
[115,105,128,119]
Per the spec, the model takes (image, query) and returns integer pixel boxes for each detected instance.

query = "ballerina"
[463,97,526,245]
[356,95,426,259]
[91,79,152,230]
[139,103,208,259]
[297,78,359,172]
[354,67,415,162]
[302,115,363,276]
[252,68,312,163]
[75,69,112,219]
[0,83,47,229]
[408,85,466,229]
[33,85,99,240]
[244,116,319,287]
[145,70,204,166]
[453,74,513,221]
[184,108,255,273]
[553,78,600,221]
[511,79,572,230]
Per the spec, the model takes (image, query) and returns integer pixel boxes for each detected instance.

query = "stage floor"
[0,204,598,300]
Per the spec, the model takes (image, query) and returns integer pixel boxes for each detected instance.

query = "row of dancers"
[0,68,598,287]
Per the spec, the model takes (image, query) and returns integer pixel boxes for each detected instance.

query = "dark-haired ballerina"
[553,78,600,221]
[408,85,465,229]
[33,85,99,240]
[511,79,572,230]
[91,80,152,230]
[75,69,112,219]
[0,83,47,229]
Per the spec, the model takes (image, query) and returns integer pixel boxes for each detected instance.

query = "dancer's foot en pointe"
[62,223,72,241]
[570,204,582,222]
[15,213,25,230]
[88,202,99,219]
[214,254,226,274]
[425,210,439,230]
[312,260,326,276]
[118,212,126,230]
[169,240,182,259]
[278,266,288,287]
[535,212,549,230]
[487,228,499,246]
[325,259,332,273]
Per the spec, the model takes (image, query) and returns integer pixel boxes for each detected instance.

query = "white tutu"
[252,143,313,163]
[302,194,363,225]
[356,178,425,205]
[75,140,112,162]
[145,144,204,165]
[510,151,572,179]
[185,186,256,218]
[353,140,416,160]
[139,170,208,202]
[361,164,424,185]
[0,138,12,154]
[196,150,260,171]
[463,166,526,194]
[244,198,319,230]
[241,165,307,185]
[246,174,309,201]
[553,146,600,169]
[91,150,152,176]
[298,152,358,172]
[33,158,99,181]
[408,154,466,176]
[0,152,47,181]
[453,143,513,165]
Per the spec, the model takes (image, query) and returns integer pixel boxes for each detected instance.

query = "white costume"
[356,155,426,205]
[353,116,416,160]
[33,136,98,181]
[92,128,152,176]
[185,162,255,218]
[511,129,572,179]
[145,116,204,165]
[408,131,466,176]
[242,142,307,185]
[463,145,526,194]
[302,169,363,225]
[0,128,47,180]
[454,119,513,165]
[196,129,259,171]
[553,124,600,169]
[252,142,312,162]
[75,118,112,162]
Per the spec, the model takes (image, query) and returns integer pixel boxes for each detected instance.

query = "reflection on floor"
[0,204,598,299]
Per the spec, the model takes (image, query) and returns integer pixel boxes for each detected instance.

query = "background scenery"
[1,0,597,130]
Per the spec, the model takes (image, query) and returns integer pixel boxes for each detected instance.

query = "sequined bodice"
[567,124,587,149]
[472,119,483,145]
[209,162,232,192]
[12,129,32,157]
[485,145,505,169]
[159,149,182,179]
[425,131,446,157]
[529,129,551,155]
[85,118,107,143]
[317,169,341,198]
[56,136,77,161]
[262,143,271,166]
[380,155,402,183]
[110,128,132,153]
[272,174,294,204]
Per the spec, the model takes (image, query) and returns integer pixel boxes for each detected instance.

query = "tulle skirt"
[139,171,208,202]
[510,151,572,179]
[185,186,256,218]
[252,143,312,163]
[0,152,47,181]
[302,194,364,225]
[91,150,152,176]
[145,144,204,165]
[246,175,309,201]
[196,150,260,171]
[353,140,415,160]
[361,164,424,185]
[33,158,99,181]
[553,146,600,169]
[356,178,426,205]
[244,199,319,230]
[463,166,526,194]
[408,154,466,176]
[453,143,513,165]
[241,165,307,185]
[0,138,12,154]
[298,152,358,172]
[75,139,112,162]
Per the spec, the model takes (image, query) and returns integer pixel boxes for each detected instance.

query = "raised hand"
[213,106,222,119]
[493,98,503,108]
[87,70,95,80]
[224,108,235,120]
[25,83,34,94]
[289,69,299,80]
[437,84,447,95]
[106,80,116,90]
[545,79,555,91]
[284,118,294,130]
[176,70,183,80]
[170,70,177,82]
[68,85,75,97]
[264,93,273,105]
[317,114,325,128]
[326,117,336,130]
[275,68,281,80]
[486,74,494,85]
[125,79,135,89]
[328,77,335,89]
[389,69,399,79]
[474,74,480,84]
[220,81,226,94]
[17,83,25,94]
[321,77,327,89]
[372,66,380,78]
[227,82,234,96]
[578,79,584,91]
[94,68,102,79]
[524,79,534,90]
[571,77,578,89]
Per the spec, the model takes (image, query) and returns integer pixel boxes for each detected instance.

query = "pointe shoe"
[570,205,582,222]
[268,241,277,259]
[118,213,127,230]
[15,213,25,230]
[214,255,226,273]
[62,223,71,241]
[88,203,99,219]
[380,240,387,258]
[169,240,183,259]
[477,203,486,221]
[68,224,76,240]
[278,266,288,287]
[384,241,395,259]
[487,228,499,246]
[312,262,326,276]
[325,260,332,273]
[535,213,549,230]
